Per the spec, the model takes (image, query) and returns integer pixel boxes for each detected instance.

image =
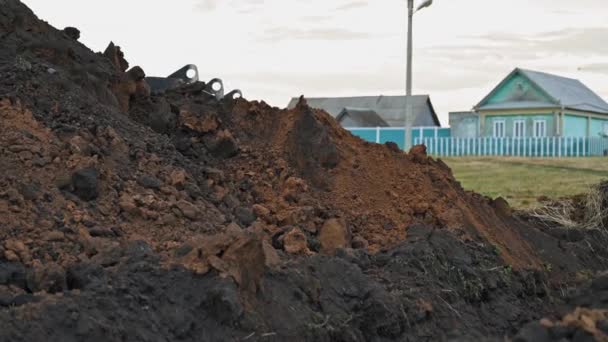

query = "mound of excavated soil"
[2,1,608,341]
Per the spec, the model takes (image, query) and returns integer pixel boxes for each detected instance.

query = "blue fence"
[347,126,608,157]
[414,136,608,158]
[348,127,451,150]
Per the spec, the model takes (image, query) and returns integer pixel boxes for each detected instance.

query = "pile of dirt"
[514,272,608,341]
[2,1,608,340]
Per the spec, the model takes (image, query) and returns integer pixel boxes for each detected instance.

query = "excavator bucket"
[145,64,242,101]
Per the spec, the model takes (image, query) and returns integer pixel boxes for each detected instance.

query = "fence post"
[473,138,476,156]
[450,137,453,156]
[583,137,587,157]
[499,137,502,156]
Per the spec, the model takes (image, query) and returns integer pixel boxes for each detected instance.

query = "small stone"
[225,222,242,235]
[262,240,280,268]
[47,68,57,74]
[409,144,427,156]
[63,26,80,40]
[204,168,224,182]
[55,174,72,190]
[71,167,99,201]
[492,197,512,216]
[252,204,270,220]
[539,318,554,328]
[184,183,203,199]
[160,213,178,225]
[137,175,162,190]
[351,236,369,250]
[413,202,429,215]
[118,194,140,215]
[282,228,310,255]
[4,240,31,263]
[87,227,116,238]
[180,109,219,133]
[43,231,65,242]
[4,250,19,262]
[235,207,256,227]
[4,188,24,206]
[204,130,239,159]
[223,194,240,209]
[26,263,67,294]
[176,200,199,220]
[319,218,350,255]
[19,183,40,201]
[169,169,187,188]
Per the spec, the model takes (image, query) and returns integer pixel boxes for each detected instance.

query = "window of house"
[602,122,608,136]
[534,120,547,137]
[514,120,525,137]
[493,120,505,137]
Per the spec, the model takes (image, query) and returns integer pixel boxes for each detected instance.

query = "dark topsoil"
[1,1,608,341]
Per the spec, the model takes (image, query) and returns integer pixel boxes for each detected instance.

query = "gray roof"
[336,107,389,127]
[477,68,608,114]
[287,95,440,127]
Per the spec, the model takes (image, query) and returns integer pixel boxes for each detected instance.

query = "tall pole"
[405,0,414,150]
[406,0,413,96]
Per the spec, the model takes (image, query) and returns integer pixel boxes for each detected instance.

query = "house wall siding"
[563,114,588,137]
[449,113,479,138]
[591,118,608,137]
[483,114,554,137]
[486,74,551,104]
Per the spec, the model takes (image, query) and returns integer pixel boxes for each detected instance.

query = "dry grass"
[530,182,608,231]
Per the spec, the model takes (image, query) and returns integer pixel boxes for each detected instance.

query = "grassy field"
[442,157,608,208]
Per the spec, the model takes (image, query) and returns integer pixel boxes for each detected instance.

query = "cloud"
[299,15,333,23]
[194,0,264,12]
[259,27,375,42]
[427,27,608,60]
[578,63,608,74]
[334,1,368,11]
[194,0,219,11]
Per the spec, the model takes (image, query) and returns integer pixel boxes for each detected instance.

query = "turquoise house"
[451,68,608,139]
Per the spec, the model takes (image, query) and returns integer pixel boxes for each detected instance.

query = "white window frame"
[602,122,608,136]
[493,120,505,138]
[533,120,547,137]
[513,120,525,138]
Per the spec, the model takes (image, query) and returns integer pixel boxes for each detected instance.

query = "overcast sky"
[24,0,608,125]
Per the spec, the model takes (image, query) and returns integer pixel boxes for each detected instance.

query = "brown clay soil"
[1,1,608,341]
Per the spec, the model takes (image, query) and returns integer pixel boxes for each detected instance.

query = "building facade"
[450,68,608,139]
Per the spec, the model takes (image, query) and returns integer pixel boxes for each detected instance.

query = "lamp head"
[415,0,433,12]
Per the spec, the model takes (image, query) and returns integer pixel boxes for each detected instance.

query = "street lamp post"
[405,0,432,150]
